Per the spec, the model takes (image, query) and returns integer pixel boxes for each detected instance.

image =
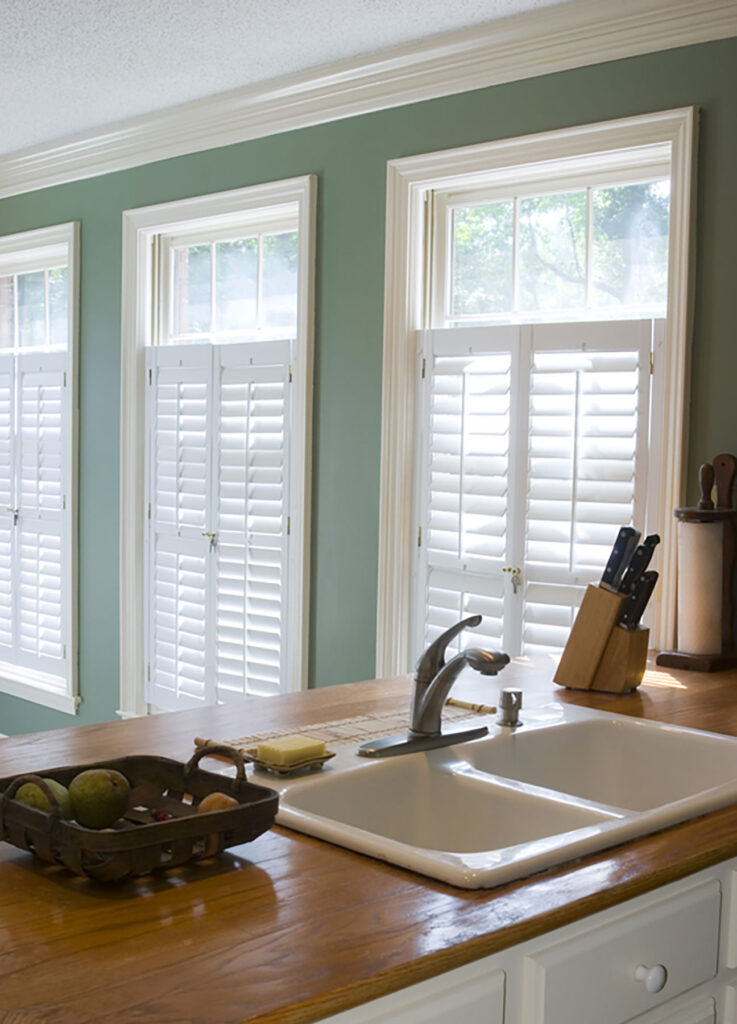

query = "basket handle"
[185,744,248,780]
[0,774,65,819]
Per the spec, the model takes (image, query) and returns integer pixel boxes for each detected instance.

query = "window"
[0,223,79,713]
[121,178,315,716]
[377,110,696,674]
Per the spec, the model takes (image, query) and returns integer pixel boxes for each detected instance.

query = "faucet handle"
[414,614,482,685]
[498,687,522,727]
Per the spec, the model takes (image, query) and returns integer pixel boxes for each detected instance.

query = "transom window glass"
[0,262,69,350]
[446,179,670,324]
[165,229,298,344]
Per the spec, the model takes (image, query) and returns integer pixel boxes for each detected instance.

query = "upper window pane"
[174,245,211,336]
[18,270,46,348]
[48,266,69,348]
[0,277,13,349]
[215,238,257,332]
[444,178,669,325]
[451,202,513,317]
[518,191,586,313]
[591,180,670,310]
[166,229,298,345]
[262,231,298,330]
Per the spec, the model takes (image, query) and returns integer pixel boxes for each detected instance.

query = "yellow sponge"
[256,734,326,765]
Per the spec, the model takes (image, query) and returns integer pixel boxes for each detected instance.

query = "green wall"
[0,38,735,735]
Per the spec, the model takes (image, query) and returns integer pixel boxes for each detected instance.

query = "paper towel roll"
[677,520,723,654]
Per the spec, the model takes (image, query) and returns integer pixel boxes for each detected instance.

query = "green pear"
[16,778,72,818]
[69,768,130,829]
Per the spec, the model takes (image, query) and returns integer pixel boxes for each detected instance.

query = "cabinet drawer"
[636,997,715,1024]
[522,879,720,1024]
[319,962,504,1023]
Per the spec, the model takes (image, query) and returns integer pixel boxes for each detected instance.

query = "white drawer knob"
[634,963,668,993]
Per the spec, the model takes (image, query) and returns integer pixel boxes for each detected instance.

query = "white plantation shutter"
[0,355,14,653]
[413,321,653,661]
[215,342,291,700]
[12,352,67,682]
[522,321,651,652]
[414,327,522,659]
[145,339,292,710]
[146,345,212,710]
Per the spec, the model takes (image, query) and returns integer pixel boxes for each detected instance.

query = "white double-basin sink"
[256,704,737,889]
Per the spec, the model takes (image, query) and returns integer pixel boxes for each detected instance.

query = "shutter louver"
[418,328,517,658]
[15,353,66,682]
[522,325,650,654]
[0,357,13,652]
[215,343,290,700]
[146,347,211,710]
[151,541,208,705]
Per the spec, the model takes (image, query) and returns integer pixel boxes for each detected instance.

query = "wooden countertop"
[3,657,737,1024]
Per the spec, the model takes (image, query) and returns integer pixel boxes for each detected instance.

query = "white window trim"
[120,177,316,717]
[376,109,697,676]
[0,221,80,715]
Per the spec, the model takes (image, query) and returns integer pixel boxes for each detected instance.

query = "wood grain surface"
[2,657,737,1024]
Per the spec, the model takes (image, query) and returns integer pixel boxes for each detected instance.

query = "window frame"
[0,221,79,714]
[120,177,316,717]
[376,109,697,676]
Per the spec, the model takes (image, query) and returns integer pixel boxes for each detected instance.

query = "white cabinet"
[320,856,737,1024]
[320,959,504,1024]
[521,879,720,1024]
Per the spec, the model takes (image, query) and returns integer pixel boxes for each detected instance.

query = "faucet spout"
[410,648,510,737]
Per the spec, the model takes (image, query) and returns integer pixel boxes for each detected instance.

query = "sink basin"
[285,751,615,853]
[460,715,737,812]
[259,704,737,889]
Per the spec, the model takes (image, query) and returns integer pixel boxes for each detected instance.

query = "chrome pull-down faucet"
[358,615,509,758]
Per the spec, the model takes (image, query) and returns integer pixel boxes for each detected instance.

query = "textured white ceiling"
[0,0,571,157]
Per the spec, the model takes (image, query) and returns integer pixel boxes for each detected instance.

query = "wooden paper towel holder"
[554,583,649,694]
[657,452,737,672]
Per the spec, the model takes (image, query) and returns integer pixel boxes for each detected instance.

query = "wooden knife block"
[554,583,649,694]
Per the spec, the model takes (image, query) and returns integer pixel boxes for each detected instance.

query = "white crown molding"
[0,0,734,200]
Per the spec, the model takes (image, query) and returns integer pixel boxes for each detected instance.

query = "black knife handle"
[619,571,659,629]
[601,527,638,588]
[618,533,659,594]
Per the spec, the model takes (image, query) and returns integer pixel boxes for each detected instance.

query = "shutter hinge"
[62,495,66,510]
[63,371,67,387]
[148,502,151,520]
[287,515,291,536]
[63,644,67,659]
[147,665,151,682]
[148,368,152,385]
[417,526,422,547]
[289,364,293,383]
[650,351,654,375]
[421,357,426,379]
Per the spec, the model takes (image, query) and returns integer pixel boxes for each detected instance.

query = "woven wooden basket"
[0,745,278,882]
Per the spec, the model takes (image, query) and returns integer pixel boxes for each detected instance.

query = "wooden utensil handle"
[713,453,737,509]
[698,463,715,510]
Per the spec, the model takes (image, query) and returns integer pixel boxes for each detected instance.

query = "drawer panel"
[320,962,504,1023]
[639,997,715,1024]
[522,879,720,1024]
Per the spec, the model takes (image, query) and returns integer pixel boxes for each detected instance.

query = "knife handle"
[698,463,715,510]
[713,453,736,509]
[601,526,637,588]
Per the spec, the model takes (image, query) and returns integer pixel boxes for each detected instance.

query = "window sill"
[0,665,79,716]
